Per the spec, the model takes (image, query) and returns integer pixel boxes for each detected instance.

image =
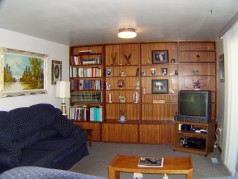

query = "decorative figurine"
[119,110,126,122]
[192,80,201,89]
[124,54,131,65]
[117,79,125,89]
[133,92,139,103]
[111,52,117,65]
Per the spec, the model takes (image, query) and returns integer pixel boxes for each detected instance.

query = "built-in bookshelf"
[69,41,216,146]
[69,45,104,124]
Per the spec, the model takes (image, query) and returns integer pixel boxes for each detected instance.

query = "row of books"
[70,55,102,65]
[70,66,102,78]
[71,91,102,103]
[69,105,103,122]
[70,79,102,90]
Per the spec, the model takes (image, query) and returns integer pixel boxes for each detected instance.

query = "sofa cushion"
[8,104,60,140]
[18,129,57,149]
[52,115,82,137]
[20,132,87,167]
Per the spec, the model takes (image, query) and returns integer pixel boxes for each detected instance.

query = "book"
[138,157,164,168]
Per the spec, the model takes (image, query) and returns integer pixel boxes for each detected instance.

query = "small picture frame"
[171,59,175,63]
[106,68,112,76]
[152,50,169,64]
[51,60,62,85]
[141,70,146,76]
[219,54,224,82]
[161,68,168,75]
[152,79,168,94]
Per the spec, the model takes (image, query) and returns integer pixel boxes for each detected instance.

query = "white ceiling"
[0,0,238,46]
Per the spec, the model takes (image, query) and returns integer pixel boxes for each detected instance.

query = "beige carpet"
[69,142,230,179]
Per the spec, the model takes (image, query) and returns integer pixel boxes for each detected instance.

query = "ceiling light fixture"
[118,28,137,39]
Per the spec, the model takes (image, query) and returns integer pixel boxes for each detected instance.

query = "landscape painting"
[0,48,47,97]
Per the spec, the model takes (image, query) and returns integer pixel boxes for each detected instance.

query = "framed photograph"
[0,47,47,97]
[152,50,169,64]
[161,68,168,75]
[219,54,224,82]
[106,68,112,76]
[152,79,168,94]
[51,60,62,85]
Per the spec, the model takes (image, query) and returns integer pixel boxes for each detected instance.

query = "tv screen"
[178,90,211,123]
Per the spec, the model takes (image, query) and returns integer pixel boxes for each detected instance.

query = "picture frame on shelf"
[0,47,47,97]
[152,50,168,64]
[151,79,168,94]
[51,60,62,85]
[106,68,112,76]
[161,68,168,75]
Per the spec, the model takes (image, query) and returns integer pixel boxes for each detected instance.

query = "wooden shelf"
[173,120,215,156]
[69,41,216,145]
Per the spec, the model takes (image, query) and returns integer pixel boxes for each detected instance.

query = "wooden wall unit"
[69,41,216,145]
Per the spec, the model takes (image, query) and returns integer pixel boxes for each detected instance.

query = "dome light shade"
[118,28,137,39]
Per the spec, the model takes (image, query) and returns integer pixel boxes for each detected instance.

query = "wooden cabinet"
[73,121,101,141]
[178,41,216,120]
[104,43,140,122]
[173,120,215,156]
[139,121,174,144]
[69,41,216,146]
[140,42,179,120]
[69,45,104,125]
[102,122,139,143]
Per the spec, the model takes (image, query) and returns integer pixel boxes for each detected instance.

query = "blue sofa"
[0,166,106,179]
[0,103,89,173]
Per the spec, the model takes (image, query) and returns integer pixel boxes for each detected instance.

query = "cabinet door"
[139,123,174,144]
[102,123,138,143]
[74,121,101,141]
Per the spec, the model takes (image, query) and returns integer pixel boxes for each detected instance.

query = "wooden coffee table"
[108,154,193,179]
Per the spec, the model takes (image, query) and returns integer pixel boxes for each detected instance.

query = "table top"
[108,154,193,174]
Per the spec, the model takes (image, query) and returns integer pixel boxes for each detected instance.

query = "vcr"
[180,137,206,149]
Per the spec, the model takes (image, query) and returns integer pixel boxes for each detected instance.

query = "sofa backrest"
[8,103,61,140]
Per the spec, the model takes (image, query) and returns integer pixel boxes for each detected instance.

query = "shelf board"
[106,89,140,91]
[173,146,207,154]
[106,102,140,104]
[141,75,179,77]
[105,64,139,67]
[106,75,140,78]
[176,131,207,136]
[104,119,140,124]
[70,76,102,79]
[179,50,216,52]
[141,120,174,124]
[141,63,179,66]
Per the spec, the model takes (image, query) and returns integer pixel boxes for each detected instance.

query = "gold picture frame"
[0,47,47,97]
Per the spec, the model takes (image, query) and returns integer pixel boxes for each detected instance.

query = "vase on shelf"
[119,111,126,122]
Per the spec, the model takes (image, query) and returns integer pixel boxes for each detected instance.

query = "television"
[178,90,211,123]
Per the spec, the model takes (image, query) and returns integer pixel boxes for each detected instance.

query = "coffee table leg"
[108,168,120,179]
[186,169,193,179]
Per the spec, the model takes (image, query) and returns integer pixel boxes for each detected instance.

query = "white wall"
[0,28,69,111]
[216,39,225,149]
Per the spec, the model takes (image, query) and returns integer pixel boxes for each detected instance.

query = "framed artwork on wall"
[219,54,224,82]
[0,47,47,97]
[151,79,168,94]
[51,60,62,85]
[152,50,169,64]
